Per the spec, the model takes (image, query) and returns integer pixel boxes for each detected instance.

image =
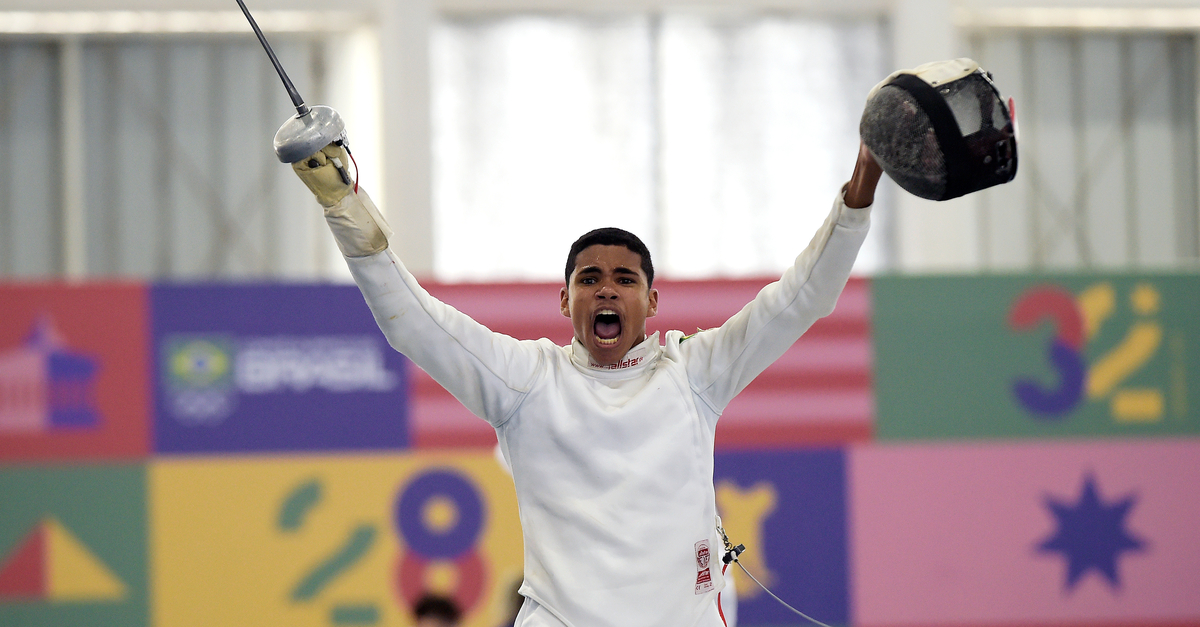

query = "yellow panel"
[149,453,523,627]
[45,518,127,602]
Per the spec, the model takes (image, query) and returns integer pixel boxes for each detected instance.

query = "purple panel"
[713,449,848,626]
[151,284,408,453]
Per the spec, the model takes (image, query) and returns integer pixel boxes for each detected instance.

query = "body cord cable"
[718,522,836,627]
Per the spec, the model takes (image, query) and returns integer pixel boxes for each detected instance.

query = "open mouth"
[593,310,622,345]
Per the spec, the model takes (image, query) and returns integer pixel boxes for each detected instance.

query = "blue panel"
[151,283,408,453]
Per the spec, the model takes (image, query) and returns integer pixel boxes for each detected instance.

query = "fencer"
[289,138,880,626]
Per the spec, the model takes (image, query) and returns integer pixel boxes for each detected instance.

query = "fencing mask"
[860,58,1018,201]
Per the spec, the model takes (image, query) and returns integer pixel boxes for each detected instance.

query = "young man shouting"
[292,140,881,627]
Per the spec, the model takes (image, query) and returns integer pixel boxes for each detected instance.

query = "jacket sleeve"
[343,248,542,428]
[678,191,870,415]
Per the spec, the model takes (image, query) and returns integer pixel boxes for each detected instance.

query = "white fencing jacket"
[343,192,870,627]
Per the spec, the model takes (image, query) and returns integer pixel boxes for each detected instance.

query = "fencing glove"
[293,143,353,207]
[293,144,393,257]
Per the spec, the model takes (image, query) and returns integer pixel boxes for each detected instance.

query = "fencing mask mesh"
[860,58,1017,201]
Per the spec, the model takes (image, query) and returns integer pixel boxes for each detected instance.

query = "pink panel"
[850,440,1200,627]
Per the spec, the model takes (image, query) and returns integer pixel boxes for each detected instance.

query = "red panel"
[0,283,151,460]
[0,524,45,599]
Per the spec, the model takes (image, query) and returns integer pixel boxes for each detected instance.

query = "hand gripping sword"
[236,0,350,170]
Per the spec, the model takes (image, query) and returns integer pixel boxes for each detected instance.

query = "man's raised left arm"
[678,144,882,416]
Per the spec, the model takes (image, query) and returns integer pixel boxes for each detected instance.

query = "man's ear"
[647,288,659,318]
[560,286,571,317]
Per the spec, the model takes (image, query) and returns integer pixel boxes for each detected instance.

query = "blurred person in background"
[290,126,880,625]
[414,593,462,627]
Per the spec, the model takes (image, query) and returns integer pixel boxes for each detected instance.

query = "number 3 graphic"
[1008,286,1086,418]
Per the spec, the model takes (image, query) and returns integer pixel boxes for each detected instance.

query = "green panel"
[0,464,147,627]
[874,274,1200,440]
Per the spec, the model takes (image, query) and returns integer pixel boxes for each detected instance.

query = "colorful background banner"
[873,275,1200,440]
[1,273,1198,627]
[0,464,147,627]
[150,453,523,627]
[0,284,151,461]
[151,284,409,454]
[849,439,1200,627]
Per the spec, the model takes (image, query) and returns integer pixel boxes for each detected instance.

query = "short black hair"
[564,227,654,287]
[413,594,461,622]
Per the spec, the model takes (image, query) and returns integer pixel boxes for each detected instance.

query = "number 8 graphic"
[393,469,487,612]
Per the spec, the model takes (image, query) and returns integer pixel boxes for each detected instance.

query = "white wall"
[19,0,1200,10]
[2,0,1194,275]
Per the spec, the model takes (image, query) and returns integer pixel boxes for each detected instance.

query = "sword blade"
[235,0,309,116]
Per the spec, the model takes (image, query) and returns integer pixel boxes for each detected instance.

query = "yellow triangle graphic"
[44,518,127,602]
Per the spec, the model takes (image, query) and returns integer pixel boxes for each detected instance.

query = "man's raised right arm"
[292,144,540,427]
